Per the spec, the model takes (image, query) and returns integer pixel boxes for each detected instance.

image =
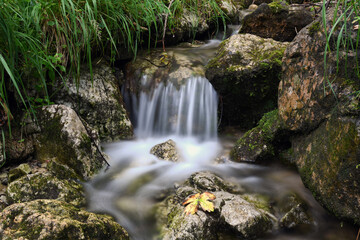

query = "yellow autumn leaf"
[199,198,214,212]
[182,192,216,215]
[184,200,199,215]
[201,192,216,201]
[182,193,200,206]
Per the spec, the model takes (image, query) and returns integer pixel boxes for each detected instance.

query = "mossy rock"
[8,163,32,183]
[7,172,85,207]
[155,172,273,239]
[278,8,360,133]
[0,199,129,240]
[55,60,133,142]
[35,105,106,181]
[205,34,288,128]
[292,116,360,225]
[230,110,290,163]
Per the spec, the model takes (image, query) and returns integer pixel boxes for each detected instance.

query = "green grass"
[0,0,226,125]
[322,0,360,95]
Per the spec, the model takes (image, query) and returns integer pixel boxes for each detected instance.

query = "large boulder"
[55,60,133,142]
[240,3,314,42]
[291,116,360,224]
[35,105,107,181]
[205,34,288,128]
[0,199,129,240]
[278,10,360,133]
[279,7,360,225]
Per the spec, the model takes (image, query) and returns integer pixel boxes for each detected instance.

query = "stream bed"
[85,39,358,240]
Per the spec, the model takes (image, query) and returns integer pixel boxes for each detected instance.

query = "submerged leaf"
[182,192,216,215]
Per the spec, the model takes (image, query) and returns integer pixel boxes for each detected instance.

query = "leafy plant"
[182,192,216,215]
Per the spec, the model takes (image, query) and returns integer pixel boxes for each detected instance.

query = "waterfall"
[127,75,218,140]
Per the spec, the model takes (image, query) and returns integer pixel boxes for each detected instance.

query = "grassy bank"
[0,0,226,125]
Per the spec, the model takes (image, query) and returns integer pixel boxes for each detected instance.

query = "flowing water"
[86,40,357,240]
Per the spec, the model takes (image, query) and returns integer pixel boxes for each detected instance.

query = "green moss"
[243,194,271,212]
[309,21,321,37]
[268,0,288,14]
[295,117,360,224]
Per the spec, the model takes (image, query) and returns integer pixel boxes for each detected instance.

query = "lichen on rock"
[0,199,129,240]
[7,171,85,207]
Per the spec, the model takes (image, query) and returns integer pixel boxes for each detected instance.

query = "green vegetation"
[322,0,360,94]
[0,0,226,126]
[268,0,288,14]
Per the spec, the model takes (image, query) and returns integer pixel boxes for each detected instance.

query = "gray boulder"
[55,60,133,142]
[35,104,107,181]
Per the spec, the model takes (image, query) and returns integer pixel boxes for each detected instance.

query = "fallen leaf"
[182,192,216,215]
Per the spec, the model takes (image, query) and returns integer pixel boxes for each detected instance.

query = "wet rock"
[35,104,107,181]
[187,171,244,194]
[125,48,207,94]
[215,192,273,238]
[155,172,272,239]
[156,196,217,240]
[230,110,289,163]
[240,3,314,42]
[150,139,182,162]
[292,117,360,225]
[8,163,32,182]
[7,172,85,207]
[205,34,288,128]
[55,59,133,142]
[278,9,360,133]
[280,203,313,230]
[278,7,360,225]
[0,199,129,239]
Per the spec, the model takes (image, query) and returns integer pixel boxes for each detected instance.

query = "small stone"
[280,203,313,230]
[150,139,182,162]
[248,4,258,10]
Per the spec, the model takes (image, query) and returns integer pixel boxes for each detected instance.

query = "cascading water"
[135,75,218,139]
[86,41,357,240]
